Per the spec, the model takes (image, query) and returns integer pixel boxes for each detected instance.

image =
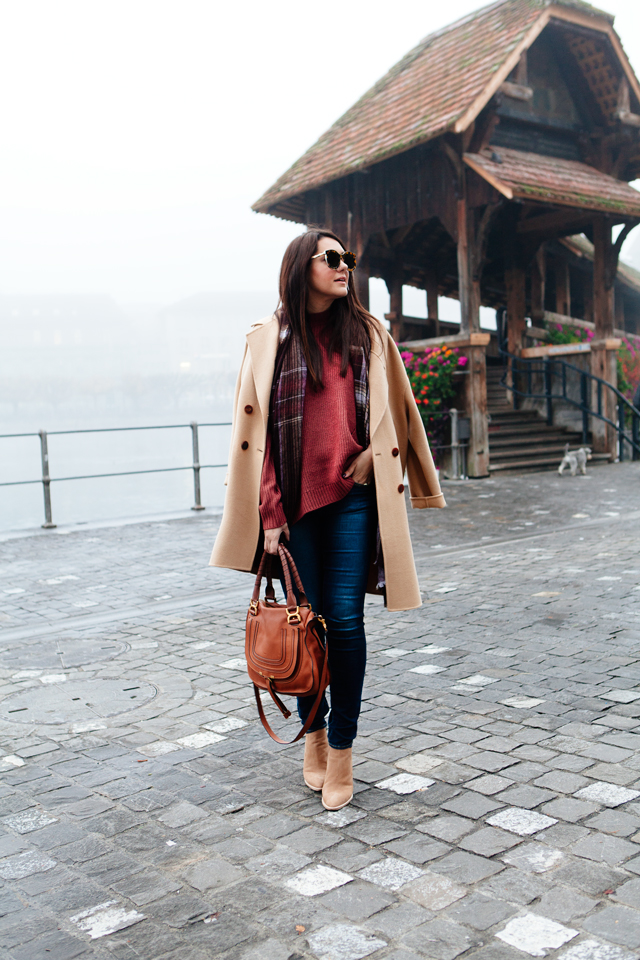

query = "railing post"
[580,373,589,446]
[618,403,626,462]
[544,359,553,426]
[190,422,205,511]
[633,409,640,461]
[39,430,56,529]
[450,409,459,480]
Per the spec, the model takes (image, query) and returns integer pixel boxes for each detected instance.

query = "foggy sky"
[2,0,640,304]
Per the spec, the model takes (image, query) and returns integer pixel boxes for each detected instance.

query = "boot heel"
[303,729,328,791]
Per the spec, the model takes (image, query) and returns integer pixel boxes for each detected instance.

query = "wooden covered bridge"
[254,0,640,476]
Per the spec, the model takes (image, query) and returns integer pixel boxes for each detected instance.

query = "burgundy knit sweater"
[260,311,363,530]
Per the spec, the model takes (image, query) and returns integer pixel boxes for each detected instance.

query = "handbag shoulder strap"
[253,637,329,744]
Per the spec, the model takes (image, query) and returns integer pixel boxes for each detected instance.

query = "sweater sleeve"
[259,428,288,530]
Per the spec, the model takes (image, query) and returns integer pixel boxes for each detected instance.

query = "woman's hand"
[343,446,374,485]
[264,523,290,555]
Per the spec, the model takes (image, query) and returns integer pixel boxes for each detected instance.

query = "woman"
[210,229,445,810]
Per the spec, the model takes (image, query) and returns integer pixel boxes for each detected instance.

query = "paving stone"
[320,881,395,921]
[280,825,343,855]
[495,785,556,809]
[480,868,551,904]
[552,860,628,896]
[497,913,578,956]
[157,800,209,827]
[586,809,640,837]
[145,892,212,927]
[322,840,383,875]
[363,900,433,937]
[69,900,146,938]
[430,851,504,883]
[541,798,600,823]
[486,807,557,836]
[558,940,636,959]
[416,815,475,842]
[534,771,590,792]
[307,923,387,960]
[459,826,523,856]
[571,834,639,865]
[447,892,516,930]
[8,928,89,959]
[111,870,182,904]
[345,817,407,846]
[285,864,353,897]
[614,877,640,908]
[358,857,423,890]
[467,774,514,795]
[384,832,449,864]
[0,851,57,880]
[402,916,481,959]
[582,905,640,948]
[441,792,502,819]
[576,782,640,807]
[536,886,598,921]
[501,842,564,874]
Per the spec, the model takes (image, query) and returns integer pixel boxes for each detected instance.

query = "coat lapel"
[247,317,279,428]
[369,325,388,439]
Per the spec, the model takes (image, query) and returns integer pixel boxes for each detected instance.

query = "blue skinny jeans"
[282,484,377,749]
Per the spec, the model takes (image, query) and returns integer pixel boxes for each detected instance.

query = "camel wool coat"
[209,315,446,611]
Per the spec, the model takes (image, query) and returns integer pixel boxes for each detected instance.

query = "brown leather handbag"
[245,544,329,744]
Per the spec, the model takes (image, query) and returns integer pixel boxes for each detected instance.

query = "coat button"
[241,441,249,450]
[398,483,405,493]
[392,447,399,457]
[244,405,253,414]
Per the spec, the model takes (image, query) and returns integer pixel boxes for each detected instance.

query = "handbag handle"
[250,544,309,610]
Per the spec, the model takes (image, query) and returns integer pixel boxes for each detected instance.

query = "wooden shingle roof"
[254,0,638,220]
[465,146,640,216]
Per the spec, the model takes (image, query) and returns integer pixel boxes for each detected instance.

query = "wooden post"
[426,265,439,338]
[531,246,546,320]
[615,284,625,332]
[505,266,526,355]
[457,198,481,335]
[591,217,617,456]
[555,257,571,317]
[465,345,490,477]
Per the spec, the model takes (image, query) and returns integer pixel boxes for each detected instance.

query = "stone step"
[490,434,583,450]
[489,453,611,472]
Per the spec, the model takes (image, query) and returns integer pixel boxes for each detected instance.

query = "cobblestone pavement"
[1,463,640,960]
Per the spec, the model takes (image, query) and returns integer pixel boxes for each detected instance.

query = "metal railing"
[500,350,640,460]
[0,421,230,529]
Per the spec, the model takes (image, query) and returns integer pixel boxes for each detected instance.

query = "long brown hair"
[277,228,376,390]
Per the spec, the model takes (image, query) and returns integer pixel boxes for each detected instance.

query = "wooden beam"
[517,209,595,237]
[500,81,533,101]
[463,155,513,199]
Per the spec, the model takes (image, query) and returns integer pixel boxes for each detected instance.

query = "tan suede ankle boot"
[321,746,353,810]
[303,729,329,791]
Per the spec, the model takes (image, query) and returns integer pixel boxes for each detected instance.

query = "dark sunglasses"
[310,249,357,272]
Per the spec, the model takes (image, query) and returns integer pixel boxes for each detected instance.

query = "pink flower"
[458,356,468,366]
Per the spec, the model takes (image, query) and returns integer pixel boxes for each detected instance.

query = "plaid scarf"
[269,319,370,522]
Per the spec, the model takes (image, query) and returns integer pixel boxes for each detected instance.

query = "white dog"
[558,443,592,476]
